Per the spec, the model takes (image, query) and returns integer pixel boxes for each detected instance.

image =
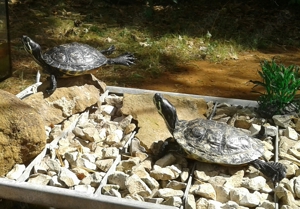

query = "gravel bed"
[3,93,300,209]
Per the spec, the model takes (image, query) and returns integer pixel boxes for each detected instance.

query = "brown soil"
[2,1,300,100]
[2,48,300,100]
[127,49,300,100]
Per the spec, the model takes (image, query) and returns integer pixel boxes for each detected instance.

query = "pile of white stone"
[102,102,300,208]
[5,94,300,209]
[5,93,136,194]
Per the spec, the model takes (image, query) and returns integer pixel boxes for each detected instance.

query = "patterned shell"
[173,118,264,165]
[43,43,108,76]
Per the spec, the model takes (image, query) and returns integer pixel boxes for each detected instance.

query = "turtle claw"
[109,52,136,66]
[250,159,286,184]
[45,75,57,94]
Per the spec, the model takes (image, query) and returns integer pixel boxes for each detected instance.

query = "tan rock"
[23,74,106,126]
[0,90,46,176]
[121,93,207,149]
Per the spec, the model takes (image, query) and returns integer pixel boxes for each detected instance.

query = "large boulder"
[121,93,207,149]
[23,74,106,126]
[0,90,46,176]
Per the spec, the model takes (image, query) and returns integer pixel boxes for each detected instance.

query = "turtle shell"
[43,42,108,76]
[173,118,264,165]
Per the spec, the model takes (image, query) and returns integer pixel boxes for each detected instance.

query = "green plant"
[250,59,300,118]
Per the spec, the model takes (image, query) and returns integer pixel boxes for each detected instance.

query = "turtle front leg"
[108,52,136,66]
[100,45,115,55]
[46,74,57,94]
[250,159,286,184]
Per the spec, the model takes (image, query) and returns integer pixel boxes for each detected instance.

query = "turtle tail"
[250,159,286,184]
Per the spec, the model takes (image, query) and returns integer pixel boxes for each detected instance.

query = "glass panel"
[0,0,11,81]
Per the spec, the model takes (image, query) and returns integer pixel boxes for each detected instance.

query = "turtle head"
[21,35,45,67]
[21,35,41,55]
[153,93,178,134]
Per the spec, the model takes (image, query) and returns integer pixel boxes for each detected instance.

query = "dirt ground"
[2,48,300,101]
[1,0,300,101]
[126,49,300,100]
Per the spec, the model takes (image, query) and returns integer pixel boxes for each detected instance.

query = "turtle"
[153,93,286,183]
[21,35,136,94]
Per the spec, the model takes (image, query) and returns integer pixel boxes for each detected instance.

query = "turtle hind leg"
[250,159,286,184]
[46,74,57,94]
[108,52,136,66]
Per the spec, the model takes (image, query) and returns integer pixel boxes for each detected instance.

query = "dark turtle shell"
[174,118,264,165]
[43,42,108,76]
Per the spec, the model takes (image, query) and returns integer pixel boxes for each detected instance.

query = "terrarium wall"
[0,0,11,81]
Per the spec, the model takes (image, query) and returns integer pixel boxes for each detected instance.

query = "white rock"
[288,148,300,160]
[73,185,95,194]
[65,151,79,166]
[163,196,182,207]
[166,180,187,190]
[71,167,90,180]
[263,149,274,161]
[102,184,121,197]
[263,125,278,137]
[124,123,136,135]
[185,194,196,209]
[284,127,298,140]
[95,158,114,172]
[155,188,184,198]
[193,183,216,200]
[260,200,275,209]
[150,166,177,180]
[108,171,129,190]
[102,147,119,159]
[125,174,152,197]
[279,160,298,177]
[262,141,274,151]
[28,174,52,185]
[106,131,122,145]
[6,164,26,180]
[230,187,260,207]
[98,128,107,141]
[241,176,266,191]
[194,170,210,182]
[82,127,101,142]
[221,200,241,209]
[294,176,300,198]
[117,115,132,128]
[117,158,140,172]
[58,167,80,187]
[273,115,292,128]
[214,185,230,203]
[101,104,116,116]
[141,175,160,190]
[73,126,85,138]
[207,199,223,209]
[124,193,144,201]
[45,158,61,173]
[224,170,244,188]
[249,123,261,135]
[33,161,49,174]
[180,167,189,182]
[76,157,97,170]
[82,153,96,163]
[167,164,182,178]
[196,197,208,208]
[144,197,164,204]
[275,184,297,207]
[49,175,64,187]
[90,172,105,188]
[155,153,177,167]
